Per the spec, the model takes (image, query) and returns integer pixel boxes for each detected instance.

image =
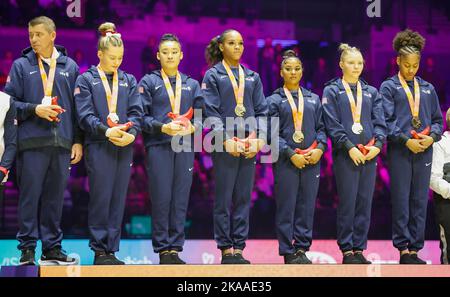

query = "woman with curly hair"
[381,29,443,264]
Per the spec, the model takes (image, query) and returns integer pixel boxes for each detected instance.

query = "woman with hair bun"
[267,50,327,264]
[74,22,143,265]
[322,43,386,264]
[381,29,443,264]
[202,29,268,264]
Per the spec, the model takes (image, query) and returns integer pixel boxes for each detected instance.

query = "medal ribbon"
[161,69,182,114]
[342,78,363,124]
[37,48,58,97]
[283,86,304,132]
[222,60,245,107]
[398,72,420,118]
[97,65,119,114]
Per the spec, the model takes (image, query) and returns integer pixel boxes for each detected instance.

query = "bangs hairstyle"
[97,22,123,51]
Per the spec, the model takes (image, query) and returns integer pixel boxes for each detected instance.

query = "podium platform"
[39,264,450,277]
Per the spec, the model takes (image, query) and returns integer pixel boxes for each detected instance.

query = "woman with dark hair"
[268,50,327,264]
[381,29,443,264]
[202,29,268,264]
[139,33,204,264]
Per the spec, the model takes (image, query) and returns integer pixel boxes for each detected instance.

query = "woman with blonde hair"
[322,43,386,264]
[75,22,143,265]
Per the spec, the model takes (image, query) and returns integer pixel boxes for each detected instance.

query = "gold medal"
[292,131,304,143]
[284,87,305,144]
[234,104,246,117]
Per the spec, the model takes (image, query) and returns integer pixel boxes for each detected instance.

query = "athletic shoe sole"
[38,259,79,266]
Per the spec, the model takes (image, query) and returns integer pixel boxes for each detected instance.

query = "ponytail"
[205,29,236,67]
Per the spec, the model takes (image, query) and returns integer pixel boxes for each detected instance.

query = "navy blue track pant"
[212,152,256,251]
[85,142,133,253]
[388,143,432,252]
[273,154,320,255]
[146,144,194,253]
[16,147,71,251]
[333,150,377,252]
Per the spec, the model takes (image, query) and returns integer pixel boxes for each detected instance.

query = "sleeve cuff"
[374,140,383,150]
[344,139,356,151]
[152,122,164,134]
[430,133,441,143]
[317,142,327,152]
[27,103,38,115]
[73,132,84,145]
[97,124,109,136]
[128,127,138,137]
[399,133,410,145]
[285,147,297,159]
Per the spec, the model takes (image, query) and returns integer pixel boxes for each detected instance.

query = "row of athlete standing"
[3,16,442,266]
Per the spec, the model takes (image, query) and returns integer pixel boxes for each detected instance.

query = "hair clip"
[102,30,121,38]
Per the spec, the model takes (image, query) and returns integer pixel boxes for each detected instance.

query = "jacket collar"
[325,77,370,91]
[87,65,126,80]
[212,61,255,77]
[150,69,190,84]
[21,45,68,66]
[387,74,429,87]
[274,86,312,98]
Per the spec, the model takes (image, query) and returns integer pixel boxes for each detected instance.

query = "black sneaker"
[399,253,417,264]
[284,253,297,264]
[294,250,312,264]
[19,249,36,266]
[353,252,372,264]
[233,253,251,264]
[170,252,186,264]
[410,253,426,264]
[159,252,173,264]
[342,253,360,264]
[221,253,236,264]
[94,252,117,265]
[107,253,125,265]
[40,247,77,266]
[284,253,304,264]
